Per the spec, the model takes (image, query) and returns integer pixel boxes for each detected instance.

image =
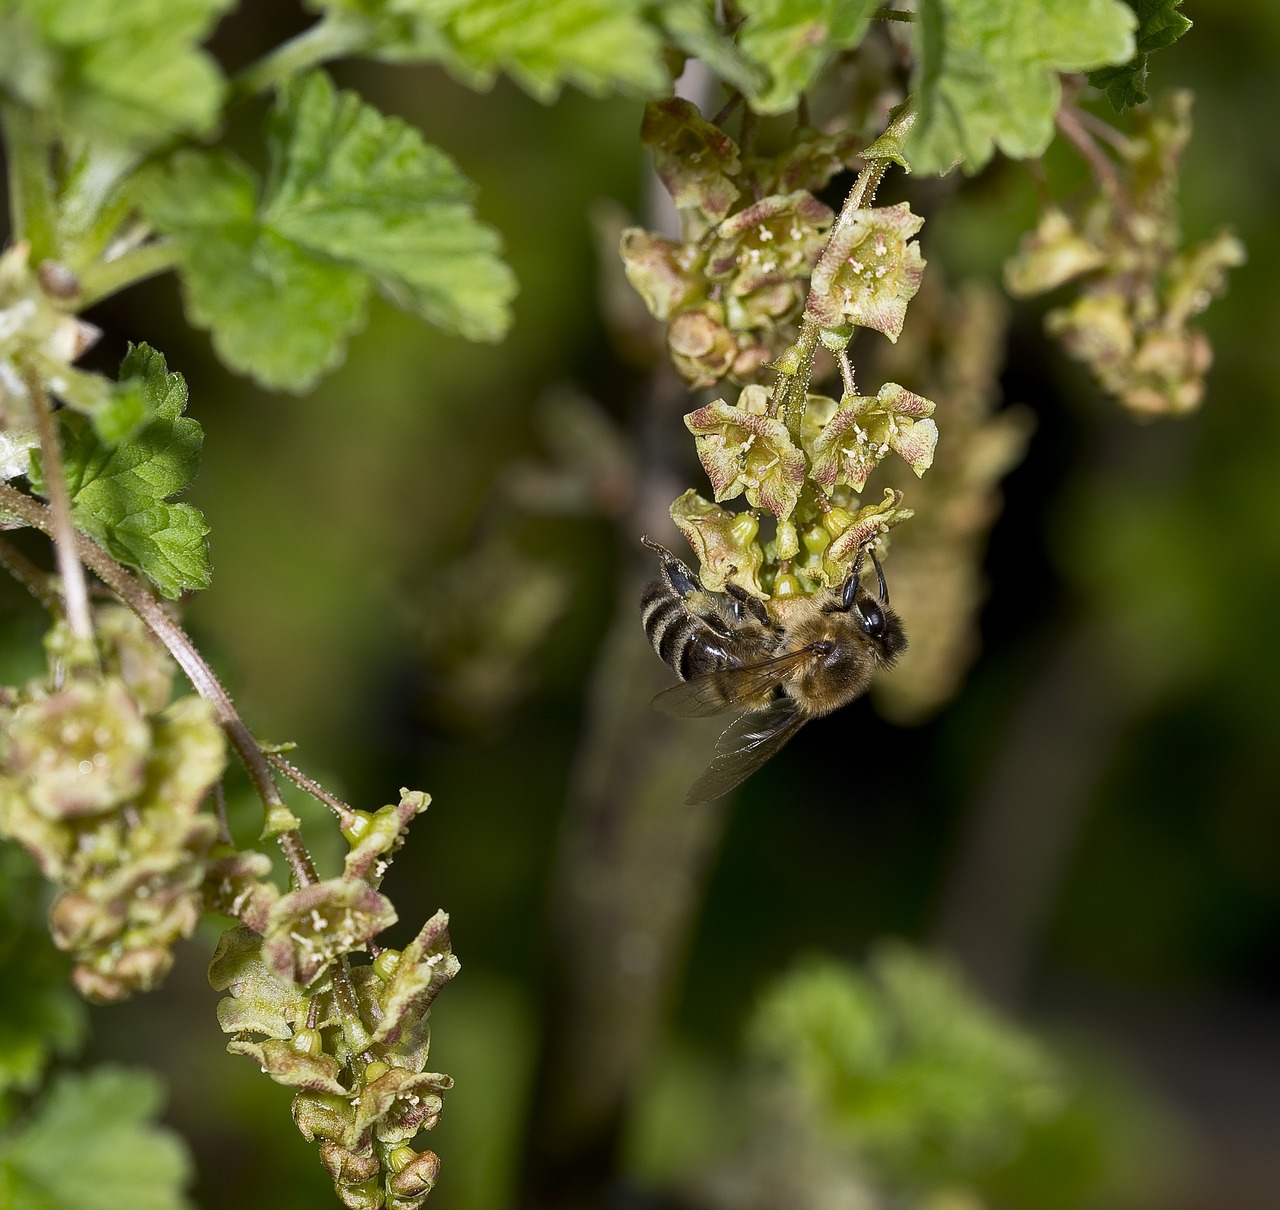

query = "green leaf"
[0,1066,192,1210]
[749,948,1065,1183]
[657,1,766,99]
[309,0,668,100]
[1088,0,1192,112]
[91,381,148,446]
[736,0,878,114]
[29,345,212,599]
[142,71,516,391]
[0,0,231,149]
[908,0,1137,175]
[141,151,367,392]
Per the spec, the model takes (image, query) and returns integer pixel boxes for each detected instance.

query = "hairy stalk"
[772,104,912,440]
[233,14,371,99]
[1,103,57,262]
[837,348,857,397]
[22,367,94,643]
[78,240,180,309]
[0,481,319,888]
[267,751,359,829]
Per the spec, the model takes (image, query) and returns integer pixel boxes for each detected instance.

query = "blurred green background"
[3,3,1278,1208]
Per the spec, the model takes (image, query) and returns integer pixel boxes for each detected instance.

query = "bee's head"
[848,591,907,666]
[826,553,908,666]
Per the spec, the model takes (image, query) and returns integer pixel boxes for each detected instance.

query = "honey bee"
[641,536,906,804]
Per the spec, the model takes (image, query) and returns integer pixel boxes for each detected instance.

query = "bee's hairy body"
[639,575,777,701]
[640,536,907,802]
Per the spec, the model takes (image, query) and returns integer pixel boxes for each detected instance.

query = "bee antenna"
[869,548,888,604]
[839,548,865,611]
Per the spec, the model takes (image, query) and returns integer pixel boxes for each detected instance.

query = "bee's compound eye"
[856,600,887,639]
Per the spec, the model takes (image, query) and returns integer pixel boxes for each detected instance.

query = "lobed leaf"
[29,345,211,598]
[0,1066,192,1210]
[1088,0,1192,112]
[142,71,516,391]
[309,0,668,99]
[736,0,879,114]
[908,0,1137,175]
[0,0,231,149]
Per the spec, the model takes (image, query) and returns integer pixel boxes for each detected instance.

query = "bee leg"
[724,581,772,627]
[868,547,889,604]
[641,535,703,601]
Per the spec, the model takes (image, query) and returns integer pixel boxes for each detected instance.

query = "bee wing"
[651,646,823,719]
[685,697,809,804]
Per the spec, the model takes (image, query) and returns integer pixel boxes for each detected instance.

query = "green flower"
[808,202,926,343]
[1004,209,1107,297]
[809,383,938,492]
[665,301,738,388]
[366,911,458,1069]
[618,228,705,321]
[685,387,806,520]
[823,489,915,584]
[641,98,741,237]
[226,1037,348,1093]
[670,491,766,598]
[707,190,833,330]
[263,878,397,986]
[344,790,431,886]
[5,679,150,819]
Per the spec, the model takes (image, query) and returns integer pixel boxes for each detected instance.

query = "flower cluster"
[673,376,929,599]
[210,789,459,1210]
[620,99,868,388]
[1005,90,1244,417]
[618,102,941,606]
[0,607,225,1002]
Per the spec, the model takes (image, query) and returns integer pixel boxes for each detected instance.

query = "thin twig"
[212,781,233,846]
[1,104,57,262]
[1074,106,1135,155]
[231,15,368,100]
[1056,104,1126,205]
[770,104,913,436]
[0,481,318,888]
[267,751,358,827]
[22,366,94,643]
[837,350,857,398]
[77,240,180,309]
[711,91,743,128]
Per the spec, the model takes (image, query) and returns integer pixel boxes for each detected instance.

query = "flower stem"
[1,103,57,263]
[232,15,371,99]
[23,366,94,644]
[78,240,181,309]
[1056,104,1125,205]
[772,103,916,441]
[267,751,359,829]
[0,481,318,888]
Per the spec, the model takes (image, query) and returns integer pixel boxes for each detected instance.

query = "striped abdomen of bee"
[639,537,780,704]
